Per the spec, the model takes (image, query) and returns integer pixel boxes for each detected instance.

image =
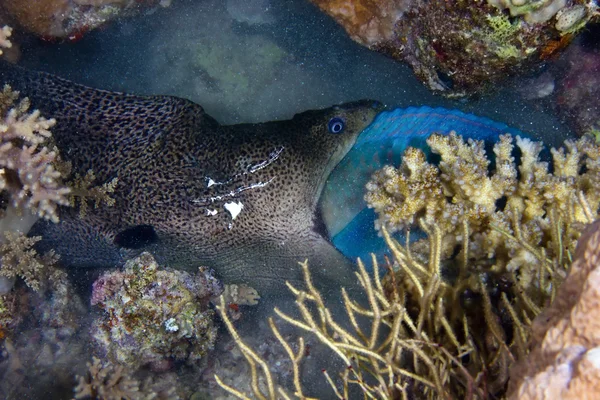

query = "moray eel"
[0,62,383,293]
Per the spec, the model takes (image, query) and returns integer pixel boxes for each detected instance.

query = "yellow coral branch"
[215,295,276,400]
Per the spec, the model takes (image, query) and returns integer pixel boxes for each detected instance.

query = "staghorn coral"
[90,252,222,371]
[0,84,70,223]
[366,132,600,291]
[507,219,600,399]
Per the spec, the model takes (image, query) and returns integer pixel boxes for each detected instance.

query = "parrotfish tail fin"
[29,213,124,268]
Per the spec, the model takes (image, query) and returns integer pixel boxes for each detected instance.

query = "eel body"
[0,62,382,293]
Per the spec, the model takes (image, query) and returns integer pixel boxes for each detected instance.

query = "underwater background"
[1,0,600,399]
[20,0,568,138]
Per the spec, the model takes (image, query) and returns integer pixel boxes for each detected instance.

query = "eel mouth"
[316,100,385,239]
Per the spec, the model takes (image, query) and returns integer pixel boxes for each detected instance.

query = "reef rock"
[0,0,172,40]
[554,41,600,136]
[310,0,599,96]
[90,252,222,371]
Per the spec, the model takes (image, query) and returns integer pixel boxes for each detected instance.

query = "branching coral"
[213,131,600,399]
[363,132,600,396]
[214,215,598,399]
[74,357,179,400]
[507,219,600,399]
[66,168,118,218]
[0,231,58,291]
[366,132,599,293]
[0,250,87,397]
[214,239,491,399]
[74,357,146,400]
[218,283,261,320]
[0,26,12,56]
[0,228,80,343]
[0,84,70,222]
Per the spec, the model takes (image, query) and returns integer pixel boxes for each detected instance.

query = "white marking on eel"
[224,201,244,220]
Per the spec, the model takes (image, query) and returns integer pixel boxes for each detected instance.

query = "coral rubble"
[310,0,600,96]
[508,219,600,399]
[90,252,222,370]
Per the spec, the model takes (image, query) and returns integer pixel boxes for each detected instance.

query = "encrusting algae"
[213,131,600,399]
[90,252,222,371]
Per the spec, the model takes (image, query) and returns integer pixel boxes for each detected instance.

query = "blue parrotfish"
[0,61,383,294]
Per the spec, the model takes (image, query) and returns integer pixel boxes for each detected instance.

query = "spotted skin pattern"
[0,62,382,293]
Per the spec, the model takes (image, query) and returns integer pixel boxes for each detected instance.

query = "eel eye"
[327,117,345,134]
